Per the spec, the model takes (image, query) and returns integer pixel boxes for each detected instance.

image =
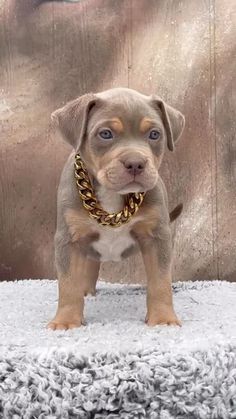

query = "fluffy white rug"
[0,280,236,418]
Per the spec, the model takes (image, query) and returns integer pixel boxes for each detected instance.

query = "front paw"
[145,307,182,327]
[47,319,84,330]
[47,307,85,330]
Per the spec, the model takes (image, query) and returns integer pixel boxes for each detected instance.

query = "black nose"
[122,158,146,176]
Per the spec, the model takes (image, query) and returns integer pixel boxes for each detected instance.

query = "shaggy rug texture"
[0,280,236,418]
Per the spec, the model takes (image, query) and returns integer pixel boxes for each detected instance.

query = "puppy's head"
[52,88,185,194]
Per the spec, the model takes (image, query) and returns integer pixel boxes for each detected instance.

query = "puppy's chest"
[90,186,136,261]
[92,225,136,262]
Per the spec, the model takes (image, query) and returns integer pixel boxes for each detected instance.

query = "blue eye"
[99,129,113,140]
[149,130,160,140]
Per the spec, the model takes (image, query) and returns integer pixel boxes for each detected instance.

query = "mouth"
[97,167,159,194]
[117,181,145,195]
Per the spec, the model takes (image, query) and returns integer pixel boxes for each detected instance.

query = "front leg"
[47,246,100,330]
[138,226,181,327]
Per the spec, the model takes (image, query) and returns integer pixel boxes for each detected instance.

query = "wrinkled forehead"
[87,93,163,133]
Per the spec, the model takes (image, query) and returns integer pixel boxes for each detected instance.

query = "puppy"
[48,87,185,330]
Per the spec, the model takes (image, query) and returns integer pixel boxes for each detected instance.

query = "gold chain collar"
[74,153,145,227]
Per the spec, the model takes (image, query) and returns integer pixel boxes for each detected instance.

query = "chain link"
[74,153,145,227]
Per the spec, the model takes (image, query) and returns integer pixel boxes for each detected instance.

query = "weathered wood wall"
[0,0,235,282]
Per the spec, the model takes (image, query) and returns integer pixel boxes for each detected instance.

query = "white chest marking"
[93,226,135,262]
[92,185,136,262]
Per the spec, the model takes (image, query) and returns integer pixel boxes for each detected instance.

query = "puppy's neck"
[94,182,124,213]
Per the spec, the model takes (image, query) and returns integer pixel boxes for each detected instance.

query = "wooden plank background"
[0,0,235,282]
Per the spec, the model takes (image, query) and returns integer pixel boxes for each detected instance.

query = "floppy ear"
[152,96,185,151]
[51,93,97,150]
